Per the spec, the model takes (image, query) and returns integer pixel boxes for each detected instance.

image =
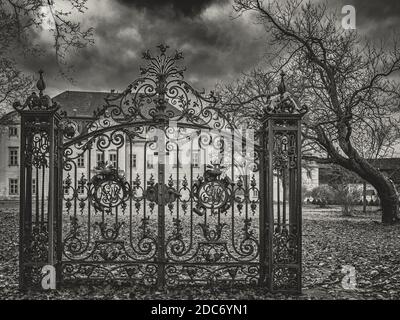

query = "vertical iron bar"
[283,167,286,226]
[258,122,267,286]
[176,145,180,220]
[41,164,45,227]
[297,121,303,293]
[36,168,39,221]
[48,117,55,268]
[56,122,64,288]
[19,114,27,290]
[277,172,280,229]
[267,119,274,291]
[25,125,33,286]
[157,126,166,288]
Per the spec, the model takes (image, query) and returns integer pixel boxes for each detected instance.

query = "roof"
[0,111,19,125]
[369,158,400,184]
[53,91,109,117]
[319,158,400,185]
[0,90,184,122]
[368,158,400,171]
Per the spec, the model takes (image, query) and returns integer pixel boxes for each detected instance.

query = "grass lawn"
[0,204,399,300]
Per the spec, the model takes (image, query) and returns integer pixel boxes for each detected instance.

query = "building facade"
[0,112,21,200]
[0,90,320,201]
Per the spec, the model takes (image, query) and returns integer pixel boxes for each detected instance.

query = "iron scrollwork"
[59,44,239,145]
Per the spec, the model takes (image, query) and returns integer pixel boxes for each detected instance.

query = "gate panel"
[56,45,264,287]
[60,123,261,286]
[61,126,161,285]
[163,127,260,286]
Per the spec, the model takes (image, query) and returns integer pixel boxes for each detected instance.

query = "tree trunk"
[306,154,399,224]
[378,190,399,224]
[340,158,399,225]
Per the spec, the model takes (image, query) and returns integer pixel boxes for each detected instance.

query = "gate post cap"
[37,70,46,96]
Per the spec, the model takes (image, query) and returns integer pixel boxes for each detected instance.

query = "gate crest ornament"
[192,162,233,216]
[88,163,131,213]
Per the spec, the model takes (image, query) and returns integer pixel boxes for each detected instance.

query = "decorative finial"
[36,70,46,97]
[278,70,286,96]
[265,69,308,116]
[12,69,58,112]
[157,44,169,55]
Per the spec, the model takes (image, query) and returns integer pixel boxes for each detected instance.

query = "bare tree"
[0,0,94,62]
[0,0,94,111]
[0,58,33,115]
[227,0,400,224]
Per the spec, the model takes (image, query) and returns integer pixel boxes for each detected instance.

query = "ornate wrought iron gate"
[15,45,307,293]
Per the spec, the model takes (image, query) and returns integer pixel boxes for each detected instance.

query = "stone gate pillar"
[14,71,62,290]
[264,72,308,293]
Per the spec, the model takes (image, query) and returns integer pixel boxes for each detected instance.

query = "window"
[9,179,18,195]
[253,189,259,198]
[109,153,117,168]
[96,152,105,168]
[9,127,17,137]
[192,151,200,168]
[32,179,36,194]
[130,154,137,168]
[77,154,85,168]
[9,147,18,166]
[147,154,154,169]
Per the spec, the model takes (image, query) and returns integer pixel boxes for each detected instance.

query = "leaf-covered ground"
[0,204,399,300]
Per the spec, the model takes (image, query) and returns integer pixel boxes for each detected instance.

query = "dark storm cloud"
[19,0,266,97]
[116,0,229,17]
[20,0,400,99]
[85,3,264,89]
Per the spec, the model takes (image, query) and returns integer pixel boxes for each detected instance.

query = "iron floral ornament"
[103,43,221,125]
[59,44,236,144]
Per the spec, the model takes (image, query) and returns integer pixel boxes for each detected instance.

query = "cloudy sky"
[19,0,400,98]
